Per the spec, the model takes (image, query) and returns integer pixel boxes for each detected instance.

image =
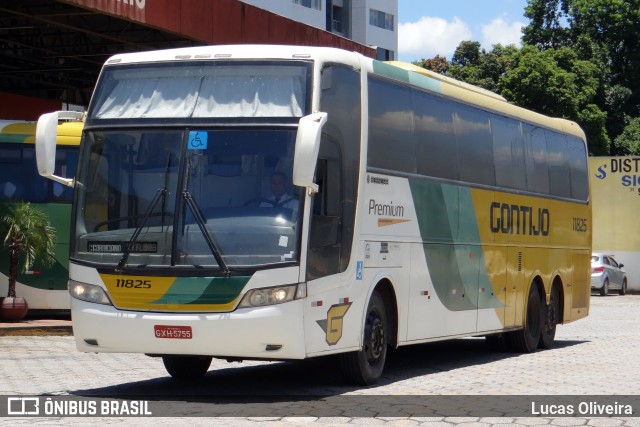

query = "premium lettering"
[368,199,404,217]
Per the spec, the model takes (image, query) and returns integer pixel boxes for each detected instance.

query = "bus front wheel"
[162,355,212,380]
[339,291,388,385]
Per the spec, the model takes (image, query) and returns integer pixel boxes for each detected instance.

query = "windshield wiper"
[115,187,168,273]
[182,191,230,276]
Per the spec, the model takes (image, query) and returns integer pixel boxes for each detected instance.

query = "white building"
[240,0,398,60]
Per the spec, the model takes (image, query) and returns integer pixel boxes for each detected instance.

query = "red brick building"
[0,0,374,120]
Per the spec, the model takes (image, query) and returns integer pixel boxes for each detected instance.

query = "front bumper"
[71,298,306,360]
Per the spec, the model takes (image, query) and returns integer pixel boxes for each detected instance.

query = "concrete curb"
[0,325,73,336]
[0,316,73,337]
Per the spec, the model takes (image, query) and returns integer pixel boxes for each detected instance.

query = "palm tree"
[1,202,56,298]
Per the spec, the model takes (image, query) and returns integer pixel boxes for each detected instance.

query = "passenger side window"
[491,115,526,190]
[413,91,457,180]
[523,124,550,195]
[454,106,495,186]
[368,76,416,173]
[546,131,571,198]
[567,136,589,201]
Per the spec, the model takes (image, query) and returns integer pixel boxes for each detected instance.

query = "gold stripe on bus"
[100,274,176,306]
[470,189,590,248]
[126,300,241,312]
[99,274,242,312]
[377,218,411,227]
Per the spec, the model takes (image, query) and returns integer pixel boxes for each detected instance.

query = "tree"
[571,0,640,148]
[451,41,482,67]
[448,43,519,93]
[522,0,640,153]
[614,117,640,155]
[522,0,572,49]
[1,202,56,298]
[412,55,449,75]
[416,42,519,94]
[500,45,609,155]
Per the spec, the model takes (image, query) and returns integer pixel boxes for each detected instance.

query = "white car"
[591,253,627,296]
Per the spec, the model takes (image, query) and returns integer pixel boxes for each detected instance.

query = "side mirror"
[36,111,83,187]
[619,263,624,268]
[292,112,327,194]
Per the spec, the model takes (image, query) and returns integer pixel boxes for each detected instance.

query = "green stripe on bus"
[0,134,32,143]
[371,61,442,94]
[150,276,249,305]
[409,178,502,311]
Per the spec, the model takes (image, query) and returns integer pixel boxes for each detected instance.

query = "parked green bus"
[0,119,81,310]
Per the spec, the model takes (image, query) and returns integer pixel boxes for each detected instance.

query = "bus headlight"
[238,283,306,308]
[69,280,112,305]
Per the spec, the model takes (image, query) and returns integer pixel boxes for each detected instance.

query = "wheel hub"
[366,315,385,361]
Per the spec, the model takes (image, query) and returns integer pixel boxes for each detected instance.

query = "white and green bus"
[35,45,591,384]
[1,119,81,310]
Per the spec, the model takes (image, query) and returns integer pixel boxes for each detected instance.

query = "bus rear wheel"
[539,284,560,349]
[507,283,543,353]
[162,355,212,380]
[339,291,388,385]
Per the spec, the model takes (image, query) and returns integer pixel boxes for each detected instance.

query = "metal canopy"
[0,0,201,106]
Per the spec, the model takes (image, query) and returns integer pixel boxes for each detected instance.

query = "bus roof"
[103,44,362,66]
[100,44,586,141]
[385,61,508,102]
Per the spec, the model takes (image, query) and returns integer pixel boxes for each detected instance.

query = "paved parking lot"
[0,294,639,426]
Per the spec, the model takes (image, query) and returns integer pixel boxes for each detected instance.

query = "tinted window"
[454,106,495,186]
[413,90,457,180]
[0,144,76,203]
[546,131,571,198]
[491,115,526,190]
[310,64,362,279]
[523,124,549,194]
[567,136,589,201]
[368,76,416,173]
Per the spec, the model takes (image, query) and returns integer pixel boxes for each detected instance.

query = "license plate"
[154,325,192,339]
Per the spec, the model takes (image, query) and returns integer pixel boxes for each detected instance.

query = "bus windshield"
[73,60,312,272]
[73,127,302,271]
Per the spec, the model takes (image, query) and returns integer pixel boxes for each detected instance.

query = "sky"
[398,0,529,63]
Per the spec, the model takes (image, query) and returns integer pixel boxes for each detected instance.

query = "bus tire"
[162,355,212,380]
[508,283,543,353]
[339,291,387,385]
[539,284,560,349]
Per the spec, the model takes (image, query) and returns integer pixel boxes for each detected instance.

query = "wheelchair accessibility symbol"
[188,131,208,150]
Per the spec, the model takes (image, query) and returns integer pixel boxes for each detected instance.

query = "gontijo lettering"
[490,202,550,236]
